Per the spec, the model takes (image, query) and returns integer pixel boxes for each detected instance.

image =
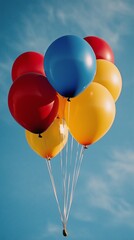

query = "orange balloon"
[65,82,116,146]
[93,59,122,102]
[57,94,67,119]
[25,118,68,159]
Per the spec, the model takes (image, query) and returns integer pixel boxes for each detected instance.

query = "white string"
[46,142,85,228]
[63,131,68,222]
[45,99,86,230]
[68,141,80,210]
[65,134,74,220]
[46,160,63,223]
[73,146,84,194]
[66,144,84,221]
[62,100,71,224]
[59,118,67,224]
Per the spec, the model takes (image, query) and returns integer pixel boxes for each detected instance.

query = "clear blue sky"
[0,0,134,239]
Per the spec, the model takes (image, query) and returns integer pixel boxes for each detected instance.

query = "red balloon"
[11,51,45,81]
[8,73,59,134]
[84,36,114,63]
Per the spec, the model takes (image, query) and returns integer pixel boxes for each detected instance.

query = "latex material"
[93,60,122,102]
[44,35,96,98]
[65,82,116,146]
[57,94,67,119]
[84,36,114,63]
[12,51,45,81]
[25,118,68,159]
[8,73,58,134]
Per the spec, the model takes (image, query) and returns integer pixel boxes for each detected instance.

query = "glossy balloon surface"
[44,35,96,98]
[84,36,114,63]
[25,118,68,159]
[12,51,45,81]
[65,82,116,146]
[93,60,122,101]
[8,73,58,133]
[57,94,67,119]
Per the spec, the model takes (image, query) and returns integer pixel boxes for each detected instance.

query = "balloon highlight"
[93,59,122,102]
[26,118,68,159]
[44,35,96,98]
[65,82,116,146]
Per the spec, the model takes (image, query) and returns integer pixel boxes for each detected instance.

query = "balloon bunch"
[8,34,122,162]
[8,35,122,236]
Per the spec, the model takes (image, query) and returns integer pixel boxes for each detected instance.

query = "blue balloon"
[44,35,96,98]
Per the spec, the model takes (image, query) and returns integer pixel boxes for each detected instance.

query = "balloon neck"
[84,145,88,149]
[67,97,71,102]
[38,133,42,138]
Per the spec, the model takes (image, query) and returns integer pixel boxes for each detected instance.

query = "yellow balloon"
[93,59,122,102]
[65,82,116,146]
[25,118,68,159]
[57,94,67,119]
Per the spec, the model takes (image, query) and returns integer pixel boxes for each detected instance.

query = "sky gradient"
[0,0,134,239]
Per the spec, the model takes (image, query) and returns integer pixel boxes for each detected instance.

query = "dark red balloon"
[11,51,45,81]
[84,36,114,63]
[8,73,59,134]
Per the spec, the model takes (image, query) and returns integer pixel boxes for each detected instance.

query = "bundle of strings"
[46,132,85,236]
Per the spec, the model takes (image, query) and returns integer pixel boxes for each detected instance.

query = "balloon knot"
[84,145,88,149]
[67,97,71,102]
[38,133,42,138]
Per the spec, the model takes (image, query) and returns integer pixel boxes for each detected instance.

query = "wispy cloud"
[87,175,134,226]
[107,149,134,182]
[6,0,133,54]
[42,222,61,238]
[47,222,61,234]
[73,208,93,222]
[73,148,134,227]
[2,0,133,92]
